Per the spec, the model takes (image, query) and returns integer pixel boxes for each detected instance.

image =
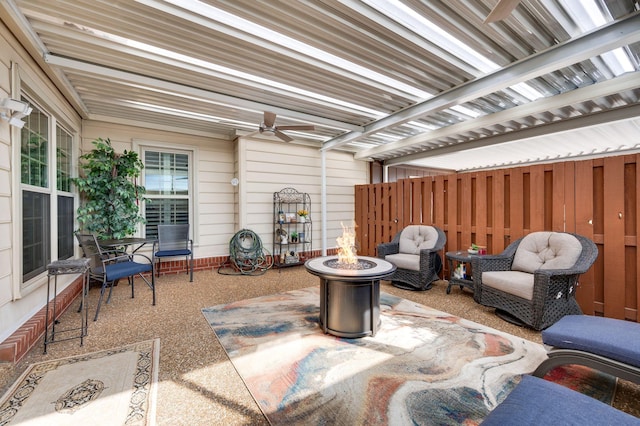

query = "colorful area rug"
[0,339,159,426]
[203,287,615,425]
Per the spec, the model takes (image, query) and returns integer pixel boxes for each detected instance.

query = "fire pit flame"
[336,222,358,267]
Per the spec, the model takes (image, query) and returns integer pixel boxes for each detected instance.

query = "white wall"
[239,137,369,252]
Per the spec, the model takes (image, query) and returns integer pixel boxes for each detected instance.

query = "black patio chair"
[153,224,194,281]
[75,232,156,321]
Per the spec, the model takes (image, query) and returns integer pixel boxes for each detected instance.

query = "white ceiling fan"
[248,111,315,142]
[484,0,521,23]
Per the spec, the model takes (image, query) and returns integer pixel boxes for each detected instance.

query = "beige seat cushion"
[512,232,582,274]
[482,271,535,300]
[385,253,420,271]
[398,225,439,255]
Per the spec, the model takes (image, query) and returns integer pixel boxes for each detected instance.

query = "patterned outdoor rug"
[202,287,614,425]
[0,339,159,426]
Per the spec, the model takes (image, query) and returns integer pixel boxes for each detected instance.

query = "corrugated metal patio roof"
[2,0,639,171]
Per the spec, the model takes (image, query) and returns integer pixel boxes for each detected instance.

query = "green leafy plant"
[73,137,147,239]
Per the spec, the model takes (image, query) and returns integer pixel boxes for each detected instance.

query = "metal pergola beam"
[321,13,640,152]
[383,103,640,166]
[356,71,640,160]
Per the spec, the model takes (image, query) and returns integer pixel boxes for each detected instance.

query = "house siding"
[241,137,369,252]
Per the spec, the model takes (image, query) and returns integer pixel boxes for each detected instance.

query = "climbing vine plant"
[73,137,147,239]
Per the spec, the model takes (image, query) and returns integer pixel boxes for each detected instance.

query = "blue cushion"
[482,375,640,425]
[542,315,640,369]
[155,249,191,257]
[105,261,152,281]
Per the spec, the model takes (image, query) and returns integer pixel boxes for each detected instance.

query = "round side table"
[445,251,478,294]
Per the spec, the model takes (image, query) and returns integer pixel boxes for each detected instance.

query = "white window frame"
[134,140,197,242]
[14,94,79,296]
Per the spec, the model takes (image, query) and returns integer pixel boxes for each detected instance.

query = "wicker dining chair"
[377,225,446,291]
[471,231,598,330]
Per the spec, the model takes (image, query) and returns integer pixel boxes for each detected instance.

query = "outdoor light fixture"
[0,97,33,129]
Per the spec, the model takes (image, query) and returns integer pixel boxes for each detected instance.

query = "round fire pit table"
[305,256,396,338]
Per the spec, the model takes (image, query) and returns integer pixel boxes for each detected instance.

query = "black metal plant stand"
[44,258,90,353]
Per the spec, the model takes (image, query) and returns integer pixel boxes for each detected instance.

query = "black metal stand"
[44,258,90,354]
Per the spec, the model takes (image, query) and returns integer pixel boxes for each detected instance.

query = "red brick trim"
[0,276,84,363]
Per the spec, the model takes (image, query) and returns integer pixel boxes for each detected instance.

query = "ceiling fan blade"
[274,130,293,142]
[276,125,315,131]
[263,111,277,128]
[484,0,521,23]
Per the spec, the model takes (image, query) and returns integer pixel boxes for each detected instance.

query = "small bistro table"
[445,251,479,294]
[99,237,156,253]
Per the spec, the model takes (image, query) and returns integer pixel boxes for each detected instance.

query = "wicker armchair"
[377,225,446,291]
[471,232,598,330]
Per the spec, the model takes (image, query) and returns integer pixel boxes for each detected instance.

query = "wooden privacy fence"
[355,154,640,322]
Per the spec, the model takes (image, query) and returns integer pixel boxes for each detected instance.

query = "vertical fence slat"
[574,160,595,314]
[355,186,366,255]
[446,175,459,251]
[624,157,637,320]
[529,165,545,232]
[412,178,422,224]
[509,169,524,244]
[475,171,488,249]
[492,170,506,253]
[603,156,626,319]
[434,176,445,228]
[564,162,576,233]
[367,185,374,255]
[373,184,381,255]
[391,181,401,237]
[460,174,473,250]
[423,177,435,225]
[397,179,413,229]
[636,154,640,321]
[552,162,567,231]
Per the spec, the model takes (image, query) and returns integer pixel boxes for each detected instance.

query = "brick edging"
[0,276,84,363]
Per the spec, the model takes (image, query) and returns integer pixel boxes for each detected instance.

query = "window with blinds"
[143,150,191,239]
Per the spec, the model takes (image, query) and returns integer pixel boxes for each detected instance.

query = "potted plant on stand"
[73,137,147,239]
[297,209,309,223]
